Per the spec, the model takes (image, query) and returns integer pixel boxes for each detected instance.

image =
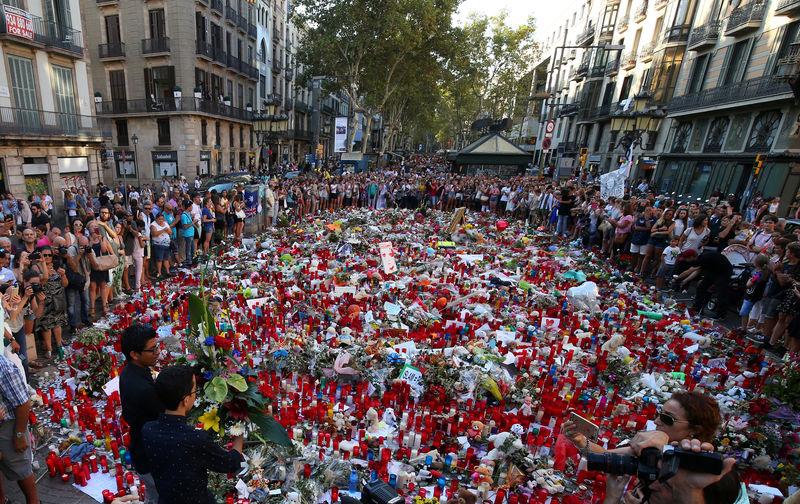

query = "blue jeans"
[556,214,570,236]
[66,287,90,327]
[184,235,196,264]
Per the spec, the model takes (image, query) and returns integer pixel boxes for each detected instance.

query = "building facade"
[0,0,110,209]
[534,0,800,215]
[82,0,258,184]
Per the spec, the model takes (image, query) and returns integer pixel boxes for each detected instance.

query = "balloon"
[347,304,361,316]
[496,220,508,232]
[436,297,448,310]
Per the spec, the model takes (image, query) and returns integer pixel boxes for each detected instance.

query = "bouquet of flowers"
[184,293,291,445]
[70,327,114,395]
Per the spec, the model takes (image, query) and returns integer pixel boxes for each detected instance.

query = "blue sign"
[542,138,552,150]
[305,153,316,163]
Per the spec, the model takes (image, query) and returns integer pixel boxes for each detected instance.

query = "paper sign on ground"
[102,375,119,397]
[378,241,398,274]
[398,363,424,396]
[541,317,561,330]
[246,297,270,309]
[334,285,357,297]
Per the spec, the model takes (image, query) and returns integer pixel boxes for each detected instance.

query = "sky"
[455,0,558,35]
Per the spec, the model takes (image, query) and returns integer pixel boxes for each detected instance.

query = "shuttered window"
[52,65,77,133]
[8,55,39,130]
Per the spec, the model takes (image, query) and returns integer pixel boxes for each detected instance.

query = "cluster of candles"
[32,230,782,504]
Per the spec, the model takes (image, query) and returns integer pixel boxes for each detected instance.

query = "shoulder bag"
[92,245,119,271]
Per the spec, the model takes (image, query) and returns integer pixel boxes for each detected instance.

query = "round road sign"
[542,137,552,150]
[545,120,555,134]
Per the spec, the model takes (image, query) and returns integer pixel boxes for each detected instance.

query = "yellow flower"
[721,437,730,446]
[199,408,221,432]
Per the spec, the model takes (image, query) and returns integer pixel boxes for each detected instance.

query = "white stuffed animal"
[486,432,523,462]
[600,333,626,354]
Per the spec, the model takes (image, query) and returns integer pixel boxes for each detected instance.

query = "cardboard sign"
[334,285,357,297]
[398,363,424,396]
[447,207,467,233]
[541,317,561,330]
[379,241,398,274]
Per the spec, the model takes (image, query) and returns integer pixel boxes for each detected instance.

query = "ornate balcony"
[774,42,800,82]
[621,50,637,70]
[576,25,595,47]
[635,0,648,22]
[0,14,84,57]
[640,41,655,62]
[618,15,629,33]
[96,97,254,122]
[663,24,690,46]
[668,76,792,113]
[98,42,125,60]
[142,37,170,55]
[210,0,223,14]
[605,58,620,76]
[776,0,800,16]
[688,20,721,51]
[225,5,236,26]
[654,0,667,9]
[0,106,110,140]
[726,0,766,36]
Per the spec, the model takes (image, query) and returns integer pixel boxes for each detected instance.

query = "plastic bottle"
[349,469,358,494]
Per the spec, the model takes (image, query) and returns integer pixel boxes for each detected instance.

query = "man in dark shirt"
[119,325,163,503]
[30,203,50,231]
[678,251,733,319]
[143,365,244,504]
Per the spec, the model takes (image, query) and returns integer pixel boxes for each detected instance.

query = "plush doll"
[445,488,478,504]
[472,463,493,485]
[486,432,523,462]
[365,407,380,433]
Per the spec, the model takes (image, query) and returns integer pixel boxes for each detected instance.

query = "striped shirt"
[0,354,29,420]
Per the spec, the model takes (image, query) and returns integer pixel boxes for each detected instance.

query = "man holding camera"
[601,431,738,504]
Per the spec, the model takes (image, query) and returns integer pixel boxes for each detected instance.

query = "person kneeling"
[142,365,244,504]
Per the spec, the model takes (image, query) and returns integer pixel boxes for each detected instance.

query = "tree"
[293,0,458,152]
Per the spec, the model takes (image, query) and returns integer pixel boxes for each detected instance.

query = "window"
[670,0,697,28]
[116,120,129,146]
[106,15,121,44]
[157,118,171,145]
[651,46,684,103]
[239,125,243,147]
[227,79,233,100]
[769,21,800,75]
[229,124,234,147]
[687,53,709,94]
[672,122,692,153]
[652,16,663,42]
[215,121,221,146]
[259,75,266,103]
[720,39,751,86]
[211,23,222,50]
[704,117,729,153]
[43,0,72,32]
[260,40,266,62]
[619,76,633,101]
[746,111,782,152]
[195,68,208,94]
[148,9,166,39]
[52,65,77,132]
[249,128,253,148]
[237,83,244,109]
[211,73,223,99]
[248,87,254,108]
[196,12,207,42]
[144,66,175,102]
[8,55,39,130]
[201,119,208,145]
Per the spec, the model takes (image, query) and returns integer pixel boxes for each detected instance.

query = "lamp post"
[131,133,140,192]
[608,92,665,178]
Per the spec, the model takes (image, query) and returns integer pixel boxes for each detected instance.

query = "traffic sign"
[542,137,552,151]
[545,120,555,134]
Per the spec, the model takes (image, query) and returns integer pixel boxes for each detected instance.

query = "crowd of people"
[0,158,792,503]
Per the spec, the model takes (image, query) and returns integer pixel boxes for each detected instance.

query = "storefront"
[199,151,211,176]
[22,162,50,196]
[57,157,90,194]
[152,151,178,179]
[115,151,136,179]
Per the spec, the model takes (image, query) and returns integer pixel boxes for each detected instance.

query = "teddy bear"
[600,333,626,354]
[445,489,478,504]
[467,420,485,440]
[486,431,523,463]
[471,463,493,485]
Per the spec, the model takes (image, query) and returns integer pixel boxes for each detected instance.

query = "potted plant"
[173,85,182,98]
[246,102,252,112]
[193,86,203,99]
[93,91,102,103]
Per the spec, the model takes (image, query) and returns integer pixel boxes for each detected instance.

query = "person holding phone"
[2,274,43,382]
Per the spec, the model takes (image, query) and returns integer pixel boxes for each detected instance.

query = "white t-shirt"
[151,222,171,246]
[682,227,710,252]
[662,245,681,266]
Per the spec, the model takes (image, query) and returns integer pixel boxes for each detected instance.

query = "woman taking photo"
[30,245,68,359]
[87,221,115,318]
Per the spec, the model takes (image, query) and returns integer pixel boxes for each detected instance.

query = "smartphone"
[8,286,18,298]
[570,411,600,441]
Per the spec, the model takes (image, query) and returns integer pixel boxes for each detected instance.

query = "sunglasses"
[42,253,52,258]
[658,411,688,427]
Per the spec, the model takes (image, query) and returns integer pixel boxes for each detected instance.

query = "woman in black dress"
[87,221,115,317]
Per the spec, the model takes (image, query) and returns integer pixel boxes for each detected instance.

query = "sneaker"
[746,333,765,343]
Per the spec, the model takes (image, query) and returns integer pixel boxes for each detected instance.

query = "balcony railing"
[640,41,655,62]
[210,0,223,14]
[142,37,170,54]
[196,40,212,59]
[285,69,293,80]
[668,76,792,112]
[663,24,690,45]
[98,41,125,59]
[211,45,226,64]
[0,106,111,139]
[621,50,637,70]
[776,0,800,16]
[225,5,236,24]
[576,25,595,46]
[294,129,312,140]
[688,20,721,51]
[237,13,247,32]
[0,13,84,56]
[576,62,589,77]
[588,64,606,79]
[248,24,256,39]
[96,97,254,121]
[322,104,334,115]
[726,0,766,35]
[272,60,282,72]
[605,58,620,76]
[618,15,629,33]
[295,101,310,113]
[227,53,241,72]
[557,103,579,117]
[284,98,293,109]
[635,0,648,21]
[96,0,117,4]
[654,0,667,9]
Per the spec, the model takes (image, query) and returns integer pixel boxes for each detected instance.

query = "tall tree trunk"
[361,113,375,154]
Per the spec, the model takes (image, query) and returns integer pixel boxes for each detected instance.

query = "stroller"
[704,244,754,315]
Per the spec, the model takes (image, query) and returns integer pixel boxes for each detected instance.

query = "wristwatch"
[14,431,24,439]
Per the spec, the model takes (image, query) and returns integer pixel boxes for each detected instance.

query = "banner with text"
[3,6,33,40]
[334,116,348,153]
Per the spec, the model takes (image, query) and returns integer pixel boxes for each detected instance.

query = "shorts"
[0,421,33,481]
[656,264,675,279]
[630,243,647,254]
[739,299,763,318]
[170,240,179,256]
[648,237,668,249]
[152,244,170,261]
[761,296,781,320]
[125,255,133,268]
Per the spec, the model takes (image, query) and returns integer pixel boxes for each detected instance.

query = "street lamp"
[609,92,665,152]
[131,133,140,192]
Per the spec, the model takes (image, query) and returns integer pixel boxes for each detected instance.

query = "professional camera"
[82,245,93,254]
[28,251,41,261]
[30,282,43,294]
[57,245,68,256]
[586,446,724,486]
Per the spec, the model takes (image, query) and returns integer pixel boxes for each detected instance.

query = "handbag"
[92,248,119,271]
[235,209,246,219]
